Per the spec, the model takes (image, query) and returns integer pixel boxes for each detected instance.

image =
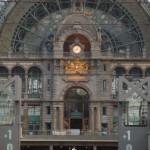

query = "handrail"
[0,50,148,60]
[22,129,118,136]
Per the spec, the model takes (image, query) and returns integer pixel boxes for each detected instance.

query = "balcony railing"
[0,50,148,60]
[22,129,118,136]
[21,93,43,100]
[28,93,42,99]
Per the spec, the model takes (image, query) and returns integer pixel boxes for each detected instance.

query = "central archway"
[64,87,90,130]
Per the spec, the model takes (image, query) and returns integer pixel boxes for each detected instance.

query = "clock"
[72,45,81,54]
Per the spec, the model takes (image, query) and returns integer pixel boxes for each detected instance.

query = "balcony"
[21,93,42,100]
[0,49,148,60]
[28,94,42,99]
[22,129,118,142]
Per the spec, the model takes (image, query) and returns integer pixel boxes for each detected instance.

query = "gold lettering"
[66,75,86,81]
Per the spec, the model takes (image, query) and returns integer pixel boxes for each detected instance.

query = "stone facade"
[0,1,150,150]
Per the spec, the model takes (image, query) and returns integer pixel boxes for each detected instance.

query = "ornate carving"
[64,60,89,72]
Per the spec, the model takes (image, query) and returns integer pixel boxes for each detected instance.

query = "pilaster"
[59,107,64,130]
[89,106,94,131]
[52,107,57,130]
[96,107,101,131]
[23,102,28,130]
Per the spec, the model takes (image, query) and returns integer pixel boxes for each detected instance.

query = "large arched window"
[11,66,25,97]
[145,68,150,77]
[112,67,126,98]
[123,93,148,126]
[129,67,143,84]
[64,87,90,129]
[0,66,9,83]
[28,66,42,98]
[129,67,143,77]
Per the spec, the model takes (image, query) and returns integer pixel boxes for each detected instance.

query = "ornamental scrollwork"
[64,60,89,72]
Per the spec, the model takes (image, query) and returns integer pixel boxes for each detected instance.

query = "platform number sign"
[0,101,17,150]
[0,76,22,150]
[126,145,132,150]
[4,130,13,150]
[0,119,20,150]
[119,118,149,150]
[118,77,149,150]
[0,126,20,150]
[123,130,132,150]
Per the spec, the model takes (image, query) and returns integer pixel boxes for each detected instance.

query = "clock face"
[72,45,81,54]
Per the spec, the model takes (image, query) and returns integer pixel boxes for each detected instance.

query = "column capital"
[52,106,57,109]
[96,106,101,131]
[89,105,95,109]
[59,106,63,109]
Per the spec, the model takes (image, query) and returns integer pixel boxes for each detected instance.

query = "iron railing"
[0,50,148,60]
[22,129,118,136]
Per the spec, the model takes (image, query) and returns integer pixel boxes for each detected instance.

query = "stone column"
[8,49,12,58]
[24,74,28,99]
[143,46,146,58]
[96,107,101,131]
[59,107,64,130]
[148,103,150,127]
[42,73,45,100]
[89,107,94,131]
[126,46,130,58]
[109,104,114,131]
[93,146,97,150]
[49,145,53,150]
[43,47,47,57]
[40,103,43,130]
[52,107,57,130]
[23,102,28,130]
[68,118,70,129]
[8,73,11,80]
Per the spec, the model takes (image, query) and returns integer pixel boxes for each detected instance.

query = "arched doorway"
[64,87,90,130]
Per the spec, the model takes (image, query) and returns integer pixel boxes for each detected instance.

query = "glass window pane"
[123,92,148,126]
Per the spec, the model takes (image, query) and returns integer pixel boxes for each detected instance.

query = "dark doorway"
[64,87,90,130]
[70,119,82,129]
